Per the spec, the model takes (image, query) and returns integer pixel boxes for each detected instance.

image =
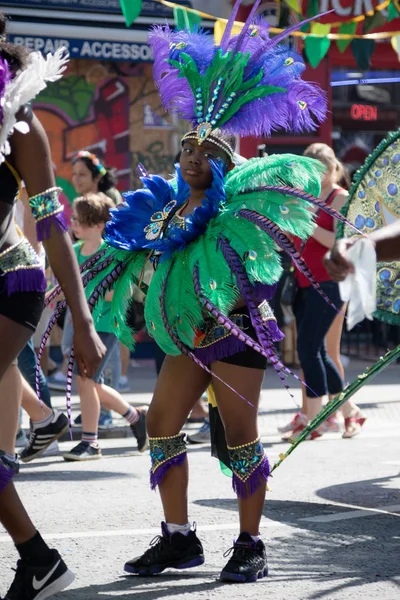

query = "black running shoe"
[220,532,268,583]
[130,409,149,452]
[4,549,74,599]
[19,411,68,463]
[124,522,204,575]
[63,441,102,461]
[0,451,19,476]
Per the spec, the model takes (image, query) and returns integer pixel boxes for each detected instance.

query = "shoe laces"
[6,560,27,597]
[141,534,169,561]
[223,541,256,561]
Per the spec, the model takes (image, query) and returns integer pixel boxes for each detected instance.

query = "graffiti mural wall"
[33,59,181,205]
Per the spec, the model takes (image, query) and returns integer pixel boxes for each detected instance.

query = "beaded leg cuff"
[29,187,68,242]
[0,451,19,494]
[228,438,270,499]
[0,239,46,296]
[149,433,187,490]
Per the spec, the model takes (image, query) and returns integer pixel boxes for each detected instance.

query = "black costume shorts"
[0,282,44,332]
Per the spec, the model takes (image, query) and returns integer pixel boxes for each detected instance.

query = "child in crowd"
[62,193,147,460]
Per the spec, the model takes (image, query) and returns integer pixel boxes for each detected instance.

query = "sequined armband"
[28,187,68,242]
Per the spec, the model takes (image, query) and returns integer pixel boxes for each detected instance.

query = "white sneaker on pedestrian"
[277,411,307,434]
[119,375,130,393]
[47,370,68,391]
[187,420,211,444]
[42,440,60,457]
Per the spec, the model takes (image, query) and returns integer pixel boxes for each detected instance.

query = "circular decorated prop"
[339,130,400,325]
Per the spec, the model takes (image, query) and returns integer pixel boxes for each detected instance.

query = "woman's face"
[180,140,230,190]
[72,160,99,195]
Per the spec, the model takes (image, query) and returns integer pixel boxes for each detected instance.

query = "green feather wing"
[145,253,204,355]
[188,225,240,313]
[84,246,148,348]
[215,211,283,284]
[110,251,148,349]
[225,154,323,240]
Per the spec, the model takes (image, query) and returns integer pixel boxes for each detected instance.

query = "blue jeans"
[294,282,344,398]
[18,338,52,409]
[62,309,121,386]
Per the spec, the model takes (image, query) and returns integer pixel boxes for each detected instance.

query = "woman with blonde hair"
[282,144,366,440]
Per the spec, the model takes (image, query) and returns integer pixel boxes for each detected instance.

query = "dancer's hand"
[74,321,106,378]
[324,238,358,282]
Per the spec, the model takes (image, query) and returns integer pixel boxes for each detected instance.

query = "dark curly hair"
[72,153,118,194]
[0,14,29,76]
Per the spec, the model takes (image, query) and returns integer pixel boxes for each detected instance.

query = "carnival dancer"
[0,16,105,599]
[62,0,359,583]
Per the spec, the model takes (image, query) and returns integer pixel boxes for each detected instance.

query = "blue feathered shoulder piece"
[104,175,177,252]
[103,162,226,260]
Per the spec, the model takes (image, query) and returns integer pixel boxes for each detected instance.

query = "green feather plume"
[216,212,283,284]
[110,251,148,349]
[188,225,240,313]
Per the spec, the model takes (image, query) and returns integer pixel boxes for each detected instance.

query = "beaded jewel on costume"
[0,238,46,295]
[149,433,187,489]
[28,187,68,242]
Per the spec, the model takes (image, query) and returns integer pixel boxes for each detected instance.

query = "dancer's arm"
[324,221,400,282]
[11,110,105,377]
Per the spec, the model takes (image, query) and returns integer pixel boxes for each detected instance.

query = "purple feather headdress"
[0,57,12,126]
[148,0,328,147]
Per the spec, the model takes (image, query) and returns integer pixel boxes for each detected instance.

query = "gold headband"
[181,125,234,162]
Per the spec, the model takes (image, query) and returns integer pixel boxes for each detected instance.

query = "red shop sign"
[350,104,378,121]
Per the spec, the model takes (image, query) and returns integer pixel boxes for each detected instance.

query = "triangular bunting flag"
[284,0,302,12]
[351,39,376,69]
[391,35,400,62]
[388,1,400,22]
[305,22,331,68]
[363,10,386,33]
[336,22,358,53]
[119,0,142,27]
[173,7,202,31]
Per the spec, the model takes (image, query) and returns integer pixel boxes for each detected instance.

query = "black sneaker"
[130,409,148,452]
[19,411,68,463]
[4,549,74,599]
[124,522,204,575]
[220,532,268,583]
[63,441,102,461]
[0,451,19,476]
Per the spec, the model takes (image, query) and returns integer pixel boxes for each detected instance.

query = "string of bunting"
[120,0,400,39]
[284,0,394,28]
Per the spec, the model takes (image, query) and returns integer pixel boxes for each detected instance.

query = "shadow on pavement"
[58,572,225,599]
[16,469,133,482]
[194,491,400,599]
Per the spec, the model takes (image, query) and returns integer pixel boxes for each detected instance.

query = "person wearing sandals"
[280,144,366,441]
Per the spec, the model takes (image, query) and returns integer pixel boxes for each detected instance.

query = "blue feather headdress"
[149,0,327,151]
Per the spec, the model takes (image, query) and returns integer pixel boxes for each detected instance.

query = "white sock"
[251,534,261,543]
[32,410,54,431]
[166,522,191,536]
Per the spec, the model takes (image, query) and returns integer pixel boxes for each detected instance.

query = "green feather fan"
[188,225,240,313]
[215,212,283,284]
[144,254,204,355]
[110,250,148,349]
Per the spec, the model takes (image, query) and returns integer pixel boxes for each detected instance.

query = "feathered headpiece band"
[149,0,328,148]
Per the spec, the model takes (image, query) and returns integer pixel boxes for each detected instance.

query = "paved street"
[1,358,399,599]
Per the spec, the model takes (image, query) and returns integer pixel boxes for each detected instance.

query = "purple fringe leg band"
[232,455,270,499]
[0,461,15,494]
[5,268,47,296]
[36,211,68,242]
[150,452,186,490]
